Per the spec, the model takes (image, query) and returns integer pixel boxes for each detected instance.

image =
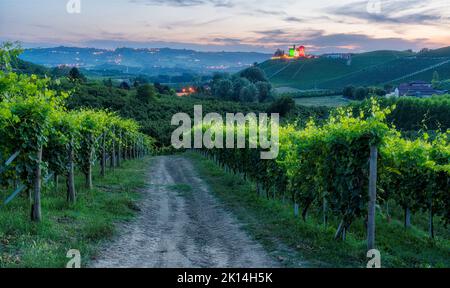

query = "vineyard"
[192,99,450,249]
[1,43,449,267]
[0,44,154,223]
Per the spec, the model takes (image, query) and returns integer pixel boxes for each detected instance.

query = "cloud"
[326,0,449,25]
[159,17,228,30]
[284,17,303,23]
[129,0,234,7]
[212,37,243,44]
[254,30,430,53]
[254,29,290,36]
[254,9,286,16]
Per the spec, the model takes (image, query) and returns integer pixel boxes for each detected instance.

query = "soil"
[90,155,278,268]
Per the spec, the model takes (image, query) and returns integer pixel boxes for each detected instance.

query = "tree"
[0,41,23,70]
[104,78,113,88]
[239,83,258,102]
[240,66,268,83]
[232,77,250,101]
[255,81,272,103]
[343,85,355,98]
[119,81,131,90]
[354,87,368,100]
[136,84,157,103]
[368,87,386,97]
[216,79,234,101]
[274,49,284,57]
[267,96,295,116]
[384,84,394,93]
[68,67,85,82]
[154,82,171,95]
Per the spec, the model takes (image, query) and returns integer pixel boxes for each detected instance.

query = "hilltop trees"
[215,79,234,101]
[255,81,273,102]
[274,49,284,57]
[211,66,272,103]
[240,66,268,83]
[232,77,250,101]
[239,83,258,102]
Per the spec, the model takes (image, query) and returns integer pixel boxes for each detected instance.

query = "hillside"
[260,48,450,90]
[19,46,271,76]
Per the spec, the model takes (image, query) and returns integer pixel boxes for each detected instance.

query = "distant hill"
[259,47,450,90]
[19,46,271,76]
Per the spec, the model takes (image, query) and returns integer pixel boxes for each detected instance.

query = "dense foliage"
[64,78,328,146]
[208,66,274,103]
[353,95,450,132]
[343,85,386,100]
[0,44,154,222]
[192,98,449,242]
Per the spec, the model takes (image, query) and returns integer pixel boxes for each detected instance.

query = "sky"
[0,0,449,53]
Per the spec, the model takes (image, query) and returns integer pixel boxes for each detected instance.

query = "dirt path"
[91,155,278,268]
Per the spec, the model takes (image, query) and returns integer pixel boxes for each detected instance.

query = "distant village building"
[397,81,445,97]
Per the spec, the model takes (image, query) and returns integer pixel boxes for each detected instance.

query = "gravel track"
[91,155,278,268]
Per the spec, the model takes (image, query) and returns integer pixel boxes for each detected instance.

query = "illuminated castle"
[289,45,306,58]
[271,45,315,60]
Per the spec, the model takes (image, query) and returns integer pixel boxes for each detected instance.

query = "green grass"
[0,157,151,268]
[187,152,450,268]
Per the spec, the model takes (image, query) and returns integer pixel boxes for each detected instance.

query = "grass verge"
[187,152,450,268]
[0,157,151,268]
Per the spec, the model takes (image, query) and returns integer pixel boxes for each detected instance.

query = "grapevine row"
[0,58,154,222]
[193,99,449,244]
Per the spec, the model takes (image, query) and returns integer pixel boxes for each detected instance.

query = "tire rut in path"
[90,155,278,268]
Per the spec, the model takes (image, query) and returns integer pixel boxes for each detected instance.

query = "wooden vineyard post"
[117,131,122,167]
[54,174,59,190]
[31,147,43,222]
[67,139,76,204]
[110,127,116,170]
[124,138,127,160]
[429,200,434,239]
[86,134,94,189]
[101,132,106,177]
[367,145,378,250]
[405,207,411,228]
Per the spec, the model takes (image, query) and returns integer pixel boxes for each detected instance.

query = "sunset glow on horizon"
[1,0,449,53]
